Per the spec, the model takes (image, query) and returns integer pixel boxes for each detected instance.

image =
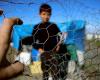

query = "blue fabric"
[12,24,34,49]
[62,20,86,51]
[32,48,40,61]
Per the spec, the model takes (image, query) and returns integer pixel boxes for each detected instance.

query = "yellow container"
[30,61,42,74]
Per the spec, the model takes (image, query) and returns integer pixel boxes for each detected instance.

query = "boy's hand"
[38,48,44,54]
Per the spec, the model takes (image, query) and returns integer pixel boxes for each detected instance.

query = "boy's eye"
[41,12,50,16]
[42,13,46,15]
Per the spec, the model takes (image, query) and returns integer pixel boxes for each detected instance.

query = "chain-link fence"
[0,0,100,80]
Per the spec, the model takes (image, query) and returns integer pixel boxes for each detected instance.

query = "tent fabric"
[12,24,34,49]
[58,20,86,51]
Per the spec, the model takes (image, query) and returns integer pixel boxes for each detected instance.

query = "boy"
[32,3,65,80]
[32,3,60,52]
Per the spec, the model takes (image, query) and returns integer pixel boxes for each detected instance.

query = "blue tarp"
[12,24,34,49]
[57,20,86,51]
[12,20,86,61]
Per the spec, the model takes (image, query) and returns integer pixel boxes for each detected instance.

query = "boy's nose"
[45,15,48,18]
[45,16,49,19]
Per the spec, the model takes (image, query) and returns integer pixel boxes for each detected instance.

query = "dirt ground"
[6,40,100,80]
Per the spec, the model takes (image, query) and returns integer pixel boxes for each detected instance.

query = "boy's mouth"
[43,19,49,22]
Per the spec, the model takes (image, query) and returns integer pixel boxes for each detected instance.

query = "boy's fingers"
[0,9,3,16]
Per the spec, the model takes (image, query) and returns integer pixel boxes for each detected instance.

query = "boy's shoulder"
[50,22,57,26]
[33,23,40,29]
[48,22,58,28]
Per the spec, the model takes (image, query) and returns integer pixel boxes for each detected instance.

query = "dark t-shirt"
[32,22,60,51]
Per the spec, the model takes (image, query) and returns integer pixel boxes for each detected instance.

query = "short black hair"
[39,3,52,15]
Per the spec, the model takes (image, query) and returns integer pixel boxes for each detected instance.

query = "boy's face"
[40,11,51,23]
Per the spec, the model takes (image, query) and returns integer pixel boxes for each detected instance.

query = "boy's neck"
[42,21,49,24]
